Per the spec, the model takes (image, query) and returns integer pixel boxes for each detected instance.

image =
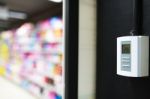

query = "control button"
[122,61,130,63]
[122,60,130,62]
[122,58,130,60]
[122,57,130,59]
[122,65,130,67]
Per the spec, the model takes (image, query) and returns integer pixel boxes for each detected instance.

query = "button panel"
[121,54,131,71]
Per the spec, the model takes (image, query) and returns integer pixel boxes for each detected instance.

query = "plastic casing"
[117,36,149,77]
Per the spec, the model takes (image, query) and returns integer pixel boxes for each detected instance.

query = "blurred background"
[0,0,63,99]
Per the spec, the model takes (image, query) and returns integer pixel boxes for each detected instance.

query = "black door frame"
[64,0,79,99]
[96,0,103,99]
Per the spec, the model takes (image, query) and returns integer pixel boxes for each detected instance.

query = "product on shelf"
[0,17,63,99]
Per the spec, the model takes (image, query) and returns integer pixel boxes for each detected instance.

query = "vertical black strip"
[130,0,143,35]
[65,0,79,99]
[96,0,103,98]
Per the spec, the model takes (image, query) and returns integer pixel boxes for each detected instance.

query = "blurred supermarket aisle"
[0,1,63,99]
[0,17,63,99]
[0,77,36,99]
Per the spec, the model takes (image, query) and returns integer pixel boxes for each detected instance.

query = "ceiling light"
[9,11,27,20]
[0,6,9,20]
[0,5,27,20]
[48,0,62,3]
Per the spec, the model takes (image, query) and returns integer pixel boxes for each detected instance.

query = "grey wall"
[78,0,96,99]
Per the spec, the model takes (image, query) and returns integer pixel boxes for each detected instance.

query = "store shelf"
[0,17,63,99]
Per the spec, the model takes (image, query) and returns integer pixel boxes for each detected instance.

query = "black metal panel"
[65,0,79,99]
[96,0,150,99]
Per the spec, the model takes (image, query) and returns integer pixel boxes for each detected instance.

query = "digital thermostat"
[117,36,149,77]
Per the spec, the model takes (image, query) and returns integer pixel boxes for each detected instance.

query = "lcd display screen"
[122,43,130,54]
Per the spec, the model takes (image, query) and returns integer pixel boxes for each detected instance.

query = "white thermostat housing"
[117,36,149,77]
